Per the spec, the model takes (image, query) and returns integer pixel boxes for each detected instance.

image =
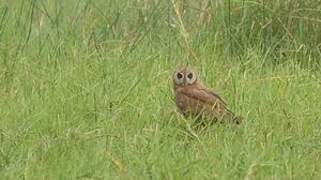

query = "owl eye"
[186,72,196,84]
[187,73,193,79]
[173,72,185,85]
[177,73,183,79]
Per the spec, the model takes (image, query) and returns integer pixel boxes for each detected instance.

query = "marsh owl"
[173,68,242,124]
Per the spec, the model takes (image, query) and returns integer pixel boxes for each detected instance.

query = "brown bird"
[172,68,242,124]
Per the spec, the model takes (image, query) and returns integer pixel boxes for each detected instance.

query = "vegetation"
[0,0,321,179]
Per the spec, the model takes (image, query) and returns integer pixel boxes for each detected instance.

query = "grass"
[0,0,321,179]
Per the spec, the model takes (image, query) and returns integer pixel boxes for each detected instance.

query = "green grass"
[1,0,321,179]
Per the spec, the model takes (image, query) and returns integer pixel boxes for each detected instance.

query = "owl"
[173,68,242,124]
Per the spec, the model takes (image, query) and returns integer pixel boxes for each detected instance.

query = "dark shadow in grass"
[174,112,244,142]
[187,113,243,131]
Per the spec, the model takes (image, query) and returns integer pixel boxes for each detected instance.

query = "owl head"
[173,68,198,87]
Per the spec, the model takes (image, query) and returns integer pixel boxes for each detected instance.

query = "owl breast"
[174,89,205,116]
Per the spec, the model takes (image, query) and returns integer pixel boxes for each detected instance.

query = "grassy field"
[1,0,321,179]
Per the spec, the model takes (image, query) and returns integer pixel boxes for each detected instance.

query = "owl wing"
[202,88,227,106]
[180,87,237,121]
[181,87,227,107]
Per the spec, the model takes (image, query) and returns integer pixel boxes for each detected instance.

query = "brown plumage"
[172,68,242,124]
